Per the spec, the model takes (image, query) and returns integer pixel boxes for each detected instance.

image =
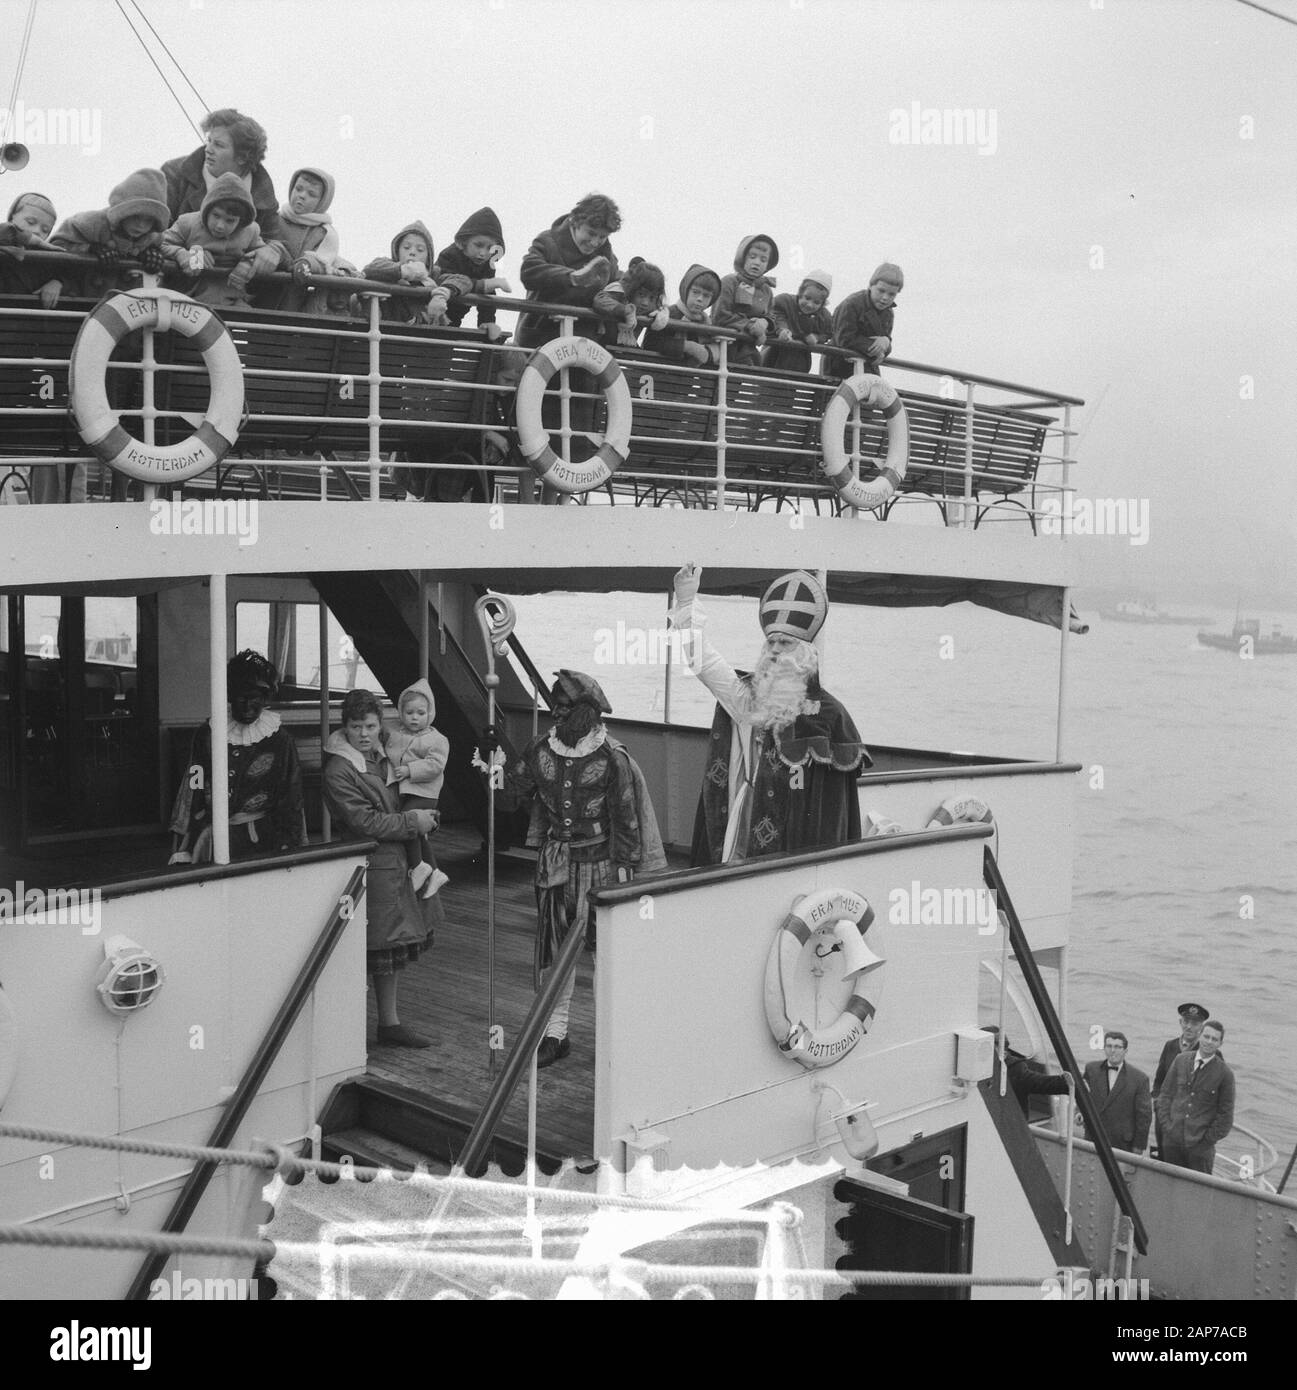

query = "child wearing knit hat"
[829,262,904,379]
[47,168,170,301]
[161,173,279,308]
[0,192,62,307]
[764,269,835,374]
[434,207,511,342]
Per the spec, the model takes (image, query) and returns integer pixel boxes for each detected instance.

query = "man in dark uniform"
[1155,1020,1235,1174]
[1152,1002,1210,1155]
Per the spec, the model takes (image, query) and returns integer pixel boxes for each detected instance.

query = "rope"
[0,1222,1052,1291]
[0,1122,276,1169]
[128,0,209,113]
[4,0,39,129]
[111,0,203,140]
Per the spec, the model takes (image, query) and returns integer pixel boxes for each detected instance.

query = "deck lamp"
[95,935,165,1015]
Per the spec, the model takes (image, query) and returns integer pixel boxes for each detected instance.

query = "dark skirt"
[367,934,433,978]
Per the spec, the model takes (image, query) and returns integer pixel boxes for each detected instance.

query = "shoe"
[422,868,450,899]
[536,1035,571,1069]
[409,863,433,893]
[376,1024,432,1049]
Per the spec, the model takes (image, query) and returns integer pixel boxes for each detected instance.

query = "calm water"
[512,590,1297,1168]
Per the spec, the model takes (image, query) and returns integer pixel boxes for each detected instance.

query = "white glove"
[673,562,700,605]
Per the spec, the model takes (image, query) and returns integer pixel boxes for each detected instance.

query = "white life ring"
[763,888,885,1070]
[820,373,909,511]
[69,288,244,483]
[927,795,994,829]
[0,984,18,1111]
[514,336,632,494]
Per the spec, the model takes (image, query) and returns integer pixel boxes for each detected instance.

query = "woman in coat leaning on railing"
[323,688,443,1050]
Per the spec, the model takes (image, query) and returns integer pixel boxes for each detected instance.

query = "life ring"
[69,288,244,483]
[0,984,18,1111]
[927,795,994,829]
[820,373,909,511]
[514,336,631,494]
[763,889,885,1070]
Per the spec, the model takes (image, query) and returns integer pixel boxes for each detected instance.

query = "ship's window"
[235,602,377,697]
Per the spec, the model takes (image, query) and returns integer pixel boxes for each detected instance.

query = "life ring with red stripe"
[763,888,886,1070]
[0,983,18,1111]
[515,336,631,494]
[69,288,244,483]
[926,795,994,829]
[820,373,909,511]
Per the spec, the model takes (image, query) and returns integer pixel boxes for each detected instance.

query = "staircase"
[313,571,541,841]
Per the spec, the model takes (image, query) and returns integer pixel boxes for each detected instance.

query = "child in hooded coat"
[435,206,510,339]
[712,233,779,366]
[593,257,670,347]
[642,264,722,366]
[0,192,62,306]
[384,677,450,897]
[47,168,170,300]
[763,270,835,374]
[363,220,451,326]
[272,166,357,315]
[161,173,275,308]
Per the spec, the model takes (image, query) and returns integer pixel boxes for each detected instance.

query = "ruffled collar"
[548,725,607,758]
[226,708,281,746]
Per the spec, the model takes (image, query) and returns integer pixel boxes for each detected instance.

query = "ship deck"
[361,824,690,1163]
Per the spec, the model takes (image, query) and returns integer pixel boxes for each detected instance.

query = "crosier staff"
[472,593,516,1076]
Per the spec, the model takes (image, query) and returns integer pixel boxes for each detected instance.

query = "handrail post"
[553,314,575,507]
[140,271,159,505]
[848,357,865,520]
[365,293,384,501]
[318,598,331,842]
[1055,401,1074,761]
[714,338,729,510]
[209,572,229,865]
[960,379,975,529]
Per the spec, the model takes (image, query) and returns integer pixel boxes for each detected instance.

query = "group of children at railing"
[0,108,906,378]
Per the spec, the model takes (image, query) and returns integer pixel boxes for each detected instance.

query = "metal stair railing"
[124,861,369,1300]
[455,911,588,1178]
[983,845,1149,1255]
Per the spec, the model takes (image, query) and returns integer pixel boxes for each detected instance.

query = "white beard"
[749,645,817,731]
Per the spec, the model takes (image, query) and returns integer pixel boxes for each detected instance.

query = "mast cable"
[4,0,40,132]
[128,0,210,113]
[112,0,203,140]
[1235,0,1297,27]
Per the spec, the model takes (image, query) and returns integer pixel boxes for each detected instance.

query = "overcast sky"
[6,0,1295,597]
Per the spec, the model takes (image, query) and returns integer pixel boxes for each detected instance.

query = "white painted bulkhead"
[0,853,369,1299]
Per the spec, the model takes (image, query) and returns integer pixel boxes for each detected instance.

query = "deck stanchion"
[318,600,331,843]
[714,339,729,510]
[960,380,976,529]
[209,573,229,865]
[474,593,517,1077]
[139,271,159,505]
[365,293,384,501]
[1055,402,1074,760]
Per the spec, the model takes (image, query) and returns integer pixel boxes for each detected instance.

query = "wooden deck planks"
[363,825,598,1160]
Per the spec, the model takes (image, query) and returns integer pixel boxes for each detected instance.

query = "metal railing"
[0,251,1083,527]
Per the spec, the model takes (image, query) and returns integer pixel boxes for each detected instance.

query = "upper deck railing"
[0,251,1081,529]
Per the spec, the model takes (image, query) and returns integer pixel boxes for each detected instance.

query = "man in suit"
[1080,1031,1152,1153]
[1155,1020,1235,1174]
[1152,1002,1210,1155]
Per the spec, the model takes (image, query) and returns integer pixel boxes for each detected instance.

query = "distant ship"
[1098,600,1209,625]
[1197,617,1297,655]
